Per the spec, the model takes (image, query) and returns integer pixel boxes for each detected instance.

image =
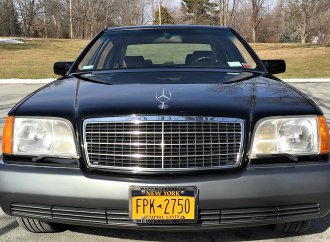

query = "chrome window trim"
[83,116,244,173]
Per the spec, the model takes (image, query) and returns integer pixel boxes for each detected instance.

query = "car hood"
[12,75,318,129]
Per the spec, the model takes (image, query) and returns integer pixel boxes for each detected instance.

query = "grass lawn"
[252,43,330,79]
[0,38,329,79]
[0,38,88,79]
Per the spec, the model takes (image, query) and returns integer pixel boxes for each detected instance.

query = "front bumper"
[0,160,330,231]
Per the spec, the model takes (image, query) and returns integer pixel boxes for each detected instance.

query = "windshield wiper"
[70,72,112,85]
[222,71,260,84]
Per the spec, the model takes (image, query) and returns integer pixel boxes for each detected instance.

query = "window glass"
[77,28,258,71]
[126,44,211,64]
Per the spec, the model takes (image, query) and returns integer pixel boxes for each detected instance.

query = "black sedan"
[1,25,329,234]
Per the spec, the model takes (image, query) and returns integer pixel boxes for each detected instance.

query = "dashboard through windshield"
[77,28,258,72]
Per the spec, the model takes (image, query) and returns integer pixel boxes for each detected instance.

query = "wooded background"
[0,0,329,43]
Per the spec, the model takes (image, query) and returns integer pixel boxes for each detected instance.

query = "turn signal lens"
[318,116,330,154]
[2,116,14,154]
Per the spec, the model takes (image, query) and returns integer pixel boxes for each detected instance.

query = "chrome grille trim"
[83,116,244,172]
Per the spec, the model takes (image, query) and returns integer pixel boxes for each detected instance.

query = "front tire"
[16,217,66,233]
[274,220,312,233]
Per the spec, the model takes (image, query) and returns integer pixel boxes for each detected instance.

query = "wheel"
[16,217,66,233]
[274,220,312,233]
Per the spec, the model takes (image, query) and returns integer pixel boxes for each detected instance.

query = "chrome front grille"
[83,116,244,172]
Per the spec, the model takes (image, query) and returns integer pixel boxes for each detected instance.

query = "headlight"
[250,116,323,158]
[10,117,78,158]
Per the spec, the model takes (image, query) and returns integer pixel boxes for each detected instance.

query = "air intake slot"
[11,203,320,226]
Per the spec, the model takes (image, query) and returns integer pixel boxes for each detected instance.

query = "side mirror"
[54,62,74,76]
[262,60,286,74]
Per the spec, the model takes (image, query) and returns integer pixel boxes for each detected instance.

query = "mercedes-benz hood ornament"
[156,88,172,109]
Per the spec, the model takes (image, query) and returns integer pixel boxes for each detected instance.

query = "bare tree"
[48,0,67,38]
[69,0,114,39]
[316,0,330,43]
[0,0,21,36]
[138,0,153,25]
[249,0,268,43]
[68,0,72,38]
[0,0,326,42]
[286,0,320,43]
[39,0,48,38]
[218,0,240,26]
[112,0,142,26]
[257,0,286,42]
[15,0,43,36]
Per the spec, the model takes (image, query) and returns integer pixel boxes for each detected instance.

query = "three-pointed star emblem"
[156,88,172,109]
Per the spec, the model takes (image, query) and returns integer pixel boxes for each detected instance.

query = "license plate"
[130,186,198,224]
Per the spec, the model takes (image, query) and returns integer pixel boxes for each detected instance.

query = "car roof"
[105,25,231,32]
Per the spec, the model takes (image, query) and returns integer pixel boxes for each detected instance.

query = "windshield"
[77,28,258,71]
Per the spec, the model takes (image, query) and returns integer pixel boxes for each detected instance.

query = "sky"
[168,0,181,8]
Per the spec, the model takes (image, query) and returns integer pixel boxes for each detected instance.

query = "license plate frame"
[129,186,199,224]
